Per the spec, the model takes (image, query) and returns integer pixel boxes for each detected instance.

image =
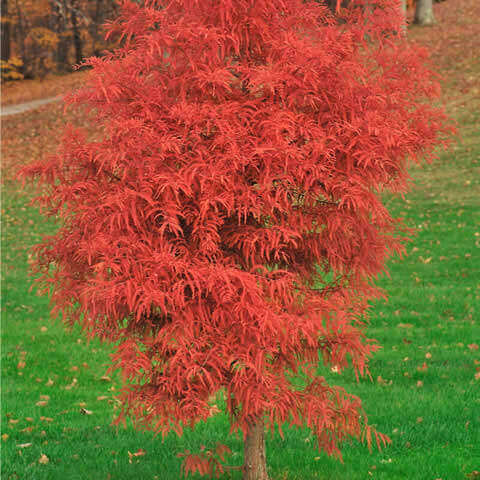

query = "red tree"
[22,0,453,478]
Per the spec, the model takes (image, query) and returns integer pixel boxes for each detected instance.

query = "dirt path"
[1,96,60,117]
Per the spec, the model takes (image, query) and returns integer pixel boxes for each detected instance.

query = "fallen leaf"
[416,380,423,388]
[38,454,49,464]
[40,395,50,401]
[36,401,48,407]
[377,376,392,386]
[208,404,220,416]
[425,353,432,359]
[80,408,93,415]
[468,343,479,351]
[17,361,26,369]
[65,378,78,390]
[397,323,413,329]
[419,256,432,264]
[97,396,108,401]
[128,449,146,463]
[417,362,428,372]
[17,443,32,448]
[2,434,9,441]
[100,375,111,382]
[45,379,54,387]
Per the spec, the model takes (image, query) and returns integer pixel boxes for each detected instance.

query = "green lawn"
[2,102,479,480]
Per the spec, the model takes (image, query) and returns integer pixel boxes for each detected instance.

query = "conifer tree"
[23,0,453,478]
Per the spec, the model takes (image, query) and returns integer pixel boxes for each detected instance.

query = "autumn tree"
[1,0,117,79]
[22,0,452,478]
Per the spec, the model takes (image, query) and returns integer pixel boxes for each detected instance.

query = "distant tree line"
[1,0,118,80]
[1,0,445,81]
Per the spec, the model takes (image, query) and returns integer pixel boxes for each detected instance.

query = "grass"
[2,2,480,479]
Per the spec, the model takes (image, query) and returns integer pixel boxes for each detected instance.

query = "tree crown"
[23,0,453,462]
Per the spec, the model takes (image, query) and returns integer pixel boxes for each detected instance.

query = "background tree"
[1,0,117,79]
[50,0,70,71]
[414,0,435,25]
[22,0,453,478]
[69,0,84,64]
[1,0,12,61]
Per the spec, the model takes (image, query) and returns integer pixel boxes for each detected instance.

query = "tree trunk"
[14,0,27,76]
[89,0,103,56]
[414,0,435,25]
[51,0,71,71]
[70,0,83,64]
[1,0,11,61]
[243,418,269,480]
[400,0,407,32]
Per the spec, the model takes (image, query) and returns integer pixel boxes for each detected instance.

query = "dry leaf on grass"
[38,453,49,464]
[128,449,146,463]
[65,378,78,390]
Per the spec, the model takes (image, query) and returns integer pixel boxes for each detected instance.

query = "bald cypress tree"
[23,1,452,478]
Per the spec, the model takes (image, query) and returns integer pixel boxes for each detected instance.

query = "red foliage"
[22,0,453,466]
[178,443,233,478]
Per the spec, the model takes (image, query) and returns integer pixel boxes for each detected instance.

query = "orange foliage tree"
[22,0,453,478]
